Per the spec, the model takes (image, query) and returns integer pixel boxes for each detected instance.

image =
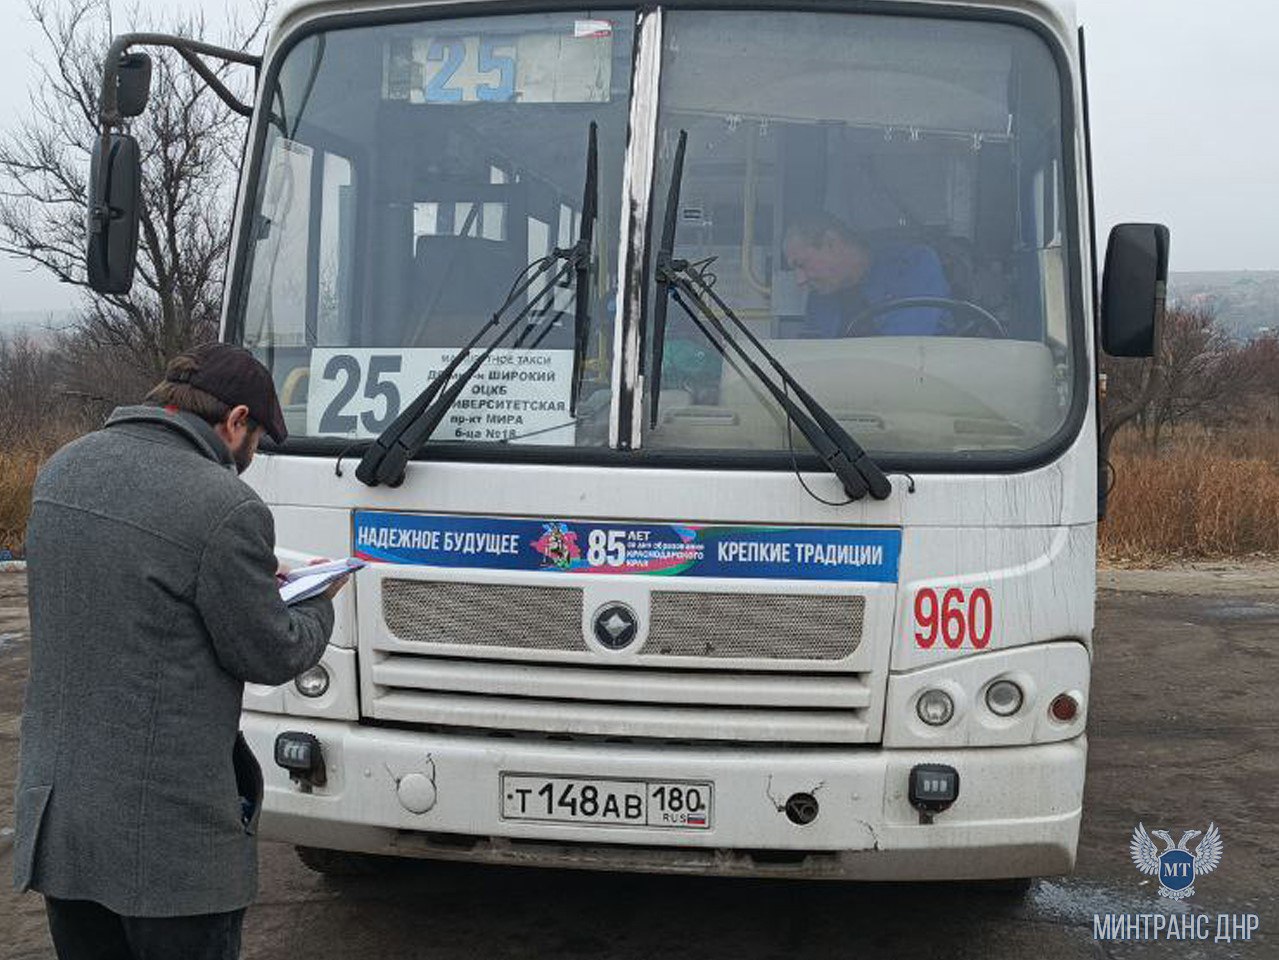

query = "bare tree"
[1146,306,1259,445]
[0,0,267,401]
[1240,332,1279,426]
[1102,305,1267,452]
[1099,353,1152,439]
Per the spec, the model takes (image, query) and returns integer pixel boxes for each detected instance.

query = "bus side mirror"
[116,52,153,117]
[86,132,142,295]
[1100,223,1170,358]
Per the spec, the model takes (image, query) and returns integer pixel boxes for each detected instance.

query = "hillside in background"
[1170,271,1279,340]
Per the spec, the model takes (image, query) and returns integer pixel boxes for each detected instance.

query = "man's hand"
[304,558,350,601]
[276,557,350,600]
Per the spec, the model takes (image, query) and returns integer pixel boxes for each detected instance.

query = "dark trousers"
[45,897,245,960]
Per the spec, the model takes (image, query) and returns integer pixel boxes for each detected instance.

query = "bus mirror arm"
[87,34,260,295]
[98,33,260,127]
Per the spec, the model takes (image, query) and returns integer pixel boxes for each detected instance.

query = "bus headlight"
[985,679,1024,717]
[884,641,1088,748]
[916,689,954,726]
[295,664,330,698]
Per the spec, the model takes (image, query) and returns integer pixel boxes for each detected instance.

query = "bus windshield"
[233,12,634,447]
[645,11,1077,458]
[230,7,1077,461]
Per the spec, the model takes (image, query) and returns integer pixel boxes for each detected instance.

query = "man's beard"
[230,435,254,474]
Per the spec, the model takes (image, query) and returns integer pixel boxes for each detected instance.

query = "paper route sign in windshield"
[354,511,901,582]
[306,347,573,443]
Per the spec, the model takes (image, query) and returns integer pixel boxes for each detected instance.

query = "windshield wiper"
[674,261,891,500]
[665,278,884,501]
[354,255,571,486]
[355,123,599,488]
[646,133,890,501]
[569,121,598,414]
[648,129,687,427]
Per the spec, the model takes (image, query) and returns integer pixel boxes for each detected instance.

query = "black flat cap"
[168,342,288,443]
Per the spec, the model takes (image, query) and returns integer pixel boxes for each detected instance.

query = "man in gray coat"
[13,343,345,959]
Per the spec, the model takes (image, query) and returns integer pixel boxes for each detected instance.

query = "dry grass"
[1101,429,1279,564]
[0,449,42,555]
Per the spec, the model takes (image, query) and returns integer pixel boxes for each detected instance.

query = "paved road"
[1,569,1276,959]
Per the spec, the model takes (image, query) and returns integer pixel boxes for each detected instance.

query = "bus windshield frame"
[223,0,1088,476]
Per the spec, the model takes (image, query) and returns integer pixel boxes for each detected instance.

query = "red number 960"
[913,587,992,649]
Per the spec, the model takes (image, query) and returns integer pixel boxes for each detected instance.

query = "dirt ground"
[1,568,1276,959]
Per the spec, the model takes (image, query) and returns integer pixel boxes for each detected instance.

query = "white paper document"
[278,557,365,605]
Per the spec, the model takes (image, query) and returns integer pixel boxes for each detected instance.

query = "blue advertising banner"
[354,511,900,583]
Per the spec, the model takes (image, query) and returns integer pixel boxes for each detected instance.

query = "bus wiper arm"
[644,129,887,499]
[666,280,866,500]
[674,260,891,500]
[382,259,577,479]
[659,267,890,503]
[354,254,565,487]
[649,129,687,427]
[357,123,600,488]
[569,121,598,414]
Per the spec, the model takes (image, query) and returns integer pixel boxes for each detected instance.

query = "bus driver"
[783,212,950,338]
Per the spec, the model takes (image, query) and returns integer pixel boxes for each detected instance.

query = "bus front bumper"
[241,714,1085,880]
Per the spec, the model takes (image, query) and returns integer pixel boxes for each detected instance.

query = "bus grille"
[382,580,863,661]
[384,580,582,651]
[647,591,862,659]
[369,578,877,744]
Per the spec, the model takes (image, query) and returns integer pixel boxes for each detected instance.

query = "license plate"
[501,774,713,829]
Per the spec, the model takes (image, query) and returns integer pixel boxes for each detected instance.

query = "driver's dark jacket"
[13,405,334,917]
[802,242,949,337]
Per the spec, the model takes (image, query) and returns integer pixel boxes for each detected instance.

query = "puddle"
[1023,877,1191,927]
[1199,602,1279,623]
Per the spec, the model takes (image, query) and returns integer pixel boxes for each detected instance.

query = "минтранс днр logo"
[1130,822,1223,900]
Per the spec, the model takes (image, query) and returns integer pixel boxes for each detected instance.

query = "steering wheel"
[841,296,1008,339]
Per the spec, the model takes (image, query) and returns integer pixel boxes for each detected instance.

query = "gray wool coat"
[13,405,334,916]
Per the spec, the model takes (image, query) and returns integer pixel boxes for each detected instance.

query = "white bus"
[89,0,1167,882]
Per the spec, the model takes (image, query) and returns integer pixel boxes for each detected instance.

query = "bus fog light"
[295,664,330,698]
[909,764,959,822]
[1050,692,1080,722]
[985,679,1023,717]
[916,689,954,726]
[274,731,326,789]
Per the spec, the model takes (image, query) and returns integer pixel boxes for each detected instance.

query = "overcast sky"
[1,0,1276,313]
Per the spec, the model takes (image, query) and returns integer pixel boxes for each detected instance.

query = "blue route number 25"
[425,38,517,103]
